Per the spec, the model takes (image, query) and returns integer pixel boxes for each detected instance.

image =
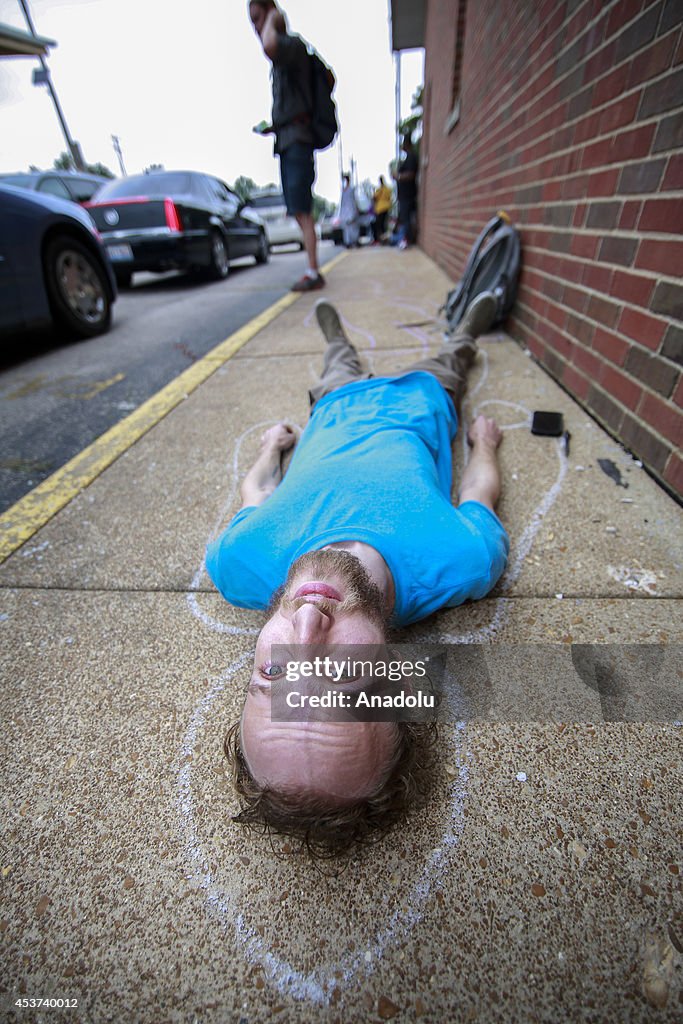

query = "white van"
[245,189,304,250]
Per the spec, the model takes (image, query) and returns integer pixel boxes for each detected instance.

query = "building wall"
[420,0,682,497]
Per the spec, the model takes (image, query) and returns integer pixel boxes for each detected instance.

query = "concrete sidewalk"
[0,246,681,1022]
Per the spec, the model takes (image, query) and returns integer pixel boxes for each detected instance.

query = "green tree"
[233,175,257,201]
[53,151,72,170]
[399,85,423,145]
[52,151,115,176]
[87,162,114,179]
[312,193,333,221]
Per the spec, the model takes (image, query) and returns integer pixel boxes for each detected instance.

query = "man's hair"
[223,719,438,859]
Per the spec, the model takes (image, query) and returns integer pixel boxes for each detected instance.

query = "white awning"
[389,0,426,52]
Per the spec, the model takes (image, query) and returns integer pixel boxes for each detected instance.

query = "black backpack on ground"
[305,44,338,151]
[442,212,521,331]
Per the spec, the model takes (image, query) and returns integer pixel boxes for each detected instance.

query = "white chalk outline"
[186,420,301,637]
[179,307,569,1002]
[177,659,470,1004]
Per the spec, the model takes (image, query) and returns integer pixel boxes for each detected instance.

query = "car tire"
[207,230,229,280]
[255,231,269,265]
[115,270,132,289]
[43,235,112,338]
[298,241,304,252]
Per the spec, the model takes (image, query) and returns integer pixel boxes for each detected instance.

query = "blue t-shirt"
[205,373,509,627]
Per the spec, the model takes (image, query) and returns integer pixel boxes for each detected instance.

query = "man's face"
[240,549,397,802]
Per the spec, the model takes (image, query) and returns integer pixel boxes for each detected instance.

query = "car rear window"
[95,173,192,199]
[248,193,286,209]
[67,177,105,202]
[0,174,34,187]
[38,177,72,200]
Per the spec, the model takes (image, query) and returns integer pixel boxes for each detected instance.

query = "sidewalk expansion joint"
[0,585,680,600]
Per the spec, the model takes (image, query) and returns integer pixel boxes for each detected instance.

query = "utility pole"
[111,135,126,177]
[395,50,402,163]
[19,0,86,170]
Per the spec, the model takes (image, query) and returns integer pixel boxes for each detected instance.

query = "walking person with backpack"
[249,0,338,292]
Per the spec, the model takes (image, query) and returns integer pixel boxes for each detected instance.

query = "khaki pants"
[308,328,477,413]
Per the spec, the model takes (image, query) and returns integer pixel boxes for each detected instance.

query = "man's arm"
[239,423,298,509]
[458,415,502,511]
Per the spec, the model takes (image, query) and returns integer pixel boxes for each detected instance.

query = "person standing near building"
[372,174,393,244]
[392,134,418,249]
[339,173,360,249]
[248,0,325,292]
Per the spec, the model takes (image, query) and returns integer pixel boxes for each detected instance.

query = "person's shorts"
[279,142,315,216]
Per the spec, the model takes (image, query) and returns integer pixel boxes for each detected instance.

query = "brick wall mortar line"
[450,210,683,232]
[439,0,620,154]
[449,228,682,263]
[523,225,683,244]
[515,301,682,389]
[483,2,675,145]
[519,256,674,307]
[514,299,680,440]
[522,240,682,288]
[517,290,680,370]
[445,153,682,200]
[433,34,681,189]
[433,100,681,197]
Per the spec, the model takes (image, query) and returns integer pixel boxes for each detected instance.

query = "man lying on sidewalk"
[206,293,508,855]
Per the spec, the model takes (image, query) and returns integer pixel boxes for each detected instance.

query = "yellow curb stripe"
[0,251,348,563]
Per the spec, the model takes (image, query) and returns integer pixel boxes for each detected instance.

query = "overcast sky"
[0,0,423,202]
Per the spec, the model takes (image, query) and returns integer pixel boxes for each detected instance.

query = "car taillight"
[164,198,182,232]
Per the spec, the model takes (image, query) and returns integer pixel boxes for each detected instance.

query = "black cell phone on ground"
[531,411,564,436]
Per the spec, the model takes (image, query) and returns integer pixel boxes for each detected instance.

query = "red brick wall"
[420,0,683,497]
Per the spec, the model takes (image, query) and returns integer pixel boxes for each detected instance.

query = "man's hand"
[266,5,286,34]
[260,423,298,453]
[256,4,286,58]
[467,414,502,451]
[459,415,503,511]
[239,422,299,509]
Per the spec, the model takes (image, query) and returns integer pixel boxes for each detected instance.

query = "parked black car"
[86,170,269,287]
[0,184,117,339]
[0,170,110,206]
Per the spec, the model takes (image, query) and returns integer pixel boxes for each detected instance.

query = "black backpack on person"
[443,212,521,330]
[305,44,339,151]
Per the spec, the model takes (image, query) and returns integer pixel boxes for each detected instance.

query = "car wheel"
[208,230,229,280]
[255,231,269,265]
[298,241,304,252]
[115,270,132,289]
[43,235,112,338]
